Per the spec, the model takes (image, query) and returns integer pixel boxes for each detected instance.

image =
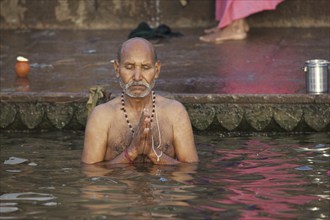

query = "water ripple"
[0,192,56,201]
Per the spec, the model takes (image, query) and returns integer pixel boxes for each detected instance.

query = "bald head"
[117,37,158,63]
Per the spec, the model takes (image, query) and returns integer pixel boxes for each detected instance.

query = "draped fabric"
[216,0,285,29]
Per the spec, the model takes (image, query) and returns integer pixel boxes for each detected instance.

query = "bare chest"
[105,118,175,160]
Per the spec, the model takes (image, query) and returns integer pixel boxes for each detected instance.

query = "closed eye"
[125,64,134,70]
[142,65,151,70]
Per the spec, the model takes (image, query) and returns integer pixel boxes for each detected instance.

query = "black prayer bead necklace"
[121,90,163,162]
[120,91,156,134]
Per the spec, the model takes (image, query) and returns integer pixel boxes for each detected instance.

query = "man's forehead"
[122,39,153,53]
[121,49,153,60]
[121,42,154,61]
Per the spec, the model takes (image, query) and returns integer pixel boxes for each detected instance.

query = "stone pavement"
[0,28,329,133]
[1,27,330,94]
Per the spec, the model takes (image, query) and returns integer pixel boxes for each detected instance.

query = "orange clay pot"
[15,60,30,78]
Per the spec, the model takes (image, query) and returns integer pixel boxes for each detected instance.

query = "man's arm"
[81,105,110,164]
[171,102,199,163]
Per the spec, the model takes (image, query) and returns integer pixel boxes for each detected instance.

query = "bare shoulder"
[156,96,188,118]
[157,96,185,109]
[88,97,120,122]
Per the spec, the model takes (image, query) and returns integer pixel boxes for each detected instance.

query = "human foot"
[199,31,247,43]
[199,19,249,43]
[204,26,219,34]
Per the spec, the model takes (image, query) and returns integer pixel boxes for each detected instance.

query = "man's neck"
[124,92,153,112]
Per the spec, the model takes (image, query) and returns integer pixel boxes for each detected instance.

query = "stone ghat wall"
[0,0,329,29]
[1,92,329,133]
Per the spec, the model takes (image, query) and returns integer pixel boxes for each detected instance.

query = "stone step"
[0,0,329,29]
[1,92,329,133]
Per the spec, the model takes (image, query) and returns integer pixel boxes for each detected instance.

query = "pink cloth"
[216,0,285,29]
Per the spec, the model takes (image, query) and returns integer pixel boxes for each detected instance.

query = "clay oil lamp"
[15,56,30,78]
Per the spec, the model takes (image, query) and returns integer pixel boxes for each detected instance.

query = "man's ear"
[114,60,120,78]
[155,60,161,79]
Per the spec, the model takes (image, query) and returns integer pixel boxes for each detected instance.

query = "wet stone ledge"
[1,92,330,133]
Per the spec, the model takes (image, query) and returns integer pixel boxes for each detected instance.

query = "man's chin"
[126,88,150,98]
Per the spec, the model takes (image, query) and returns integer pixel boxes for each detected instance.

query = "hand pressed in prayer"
[131,108,152,156]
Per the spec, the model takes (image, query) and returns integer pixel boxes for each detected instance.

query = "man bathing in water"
[82,37,199,165]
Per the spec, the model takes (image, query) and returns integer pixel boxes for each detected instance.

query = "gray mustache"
[127,81,150,88]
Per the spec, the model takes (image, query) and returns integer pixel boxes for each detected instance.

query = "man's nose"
[133,68,142,81]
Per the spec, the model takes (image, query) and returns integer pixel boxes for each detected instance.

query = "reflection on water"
[0,132,329,219]
[80,163,198,218]
[0,192,55,201]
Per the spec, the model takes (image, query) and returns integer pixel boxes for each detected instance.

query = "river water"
[0,132,329,219]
